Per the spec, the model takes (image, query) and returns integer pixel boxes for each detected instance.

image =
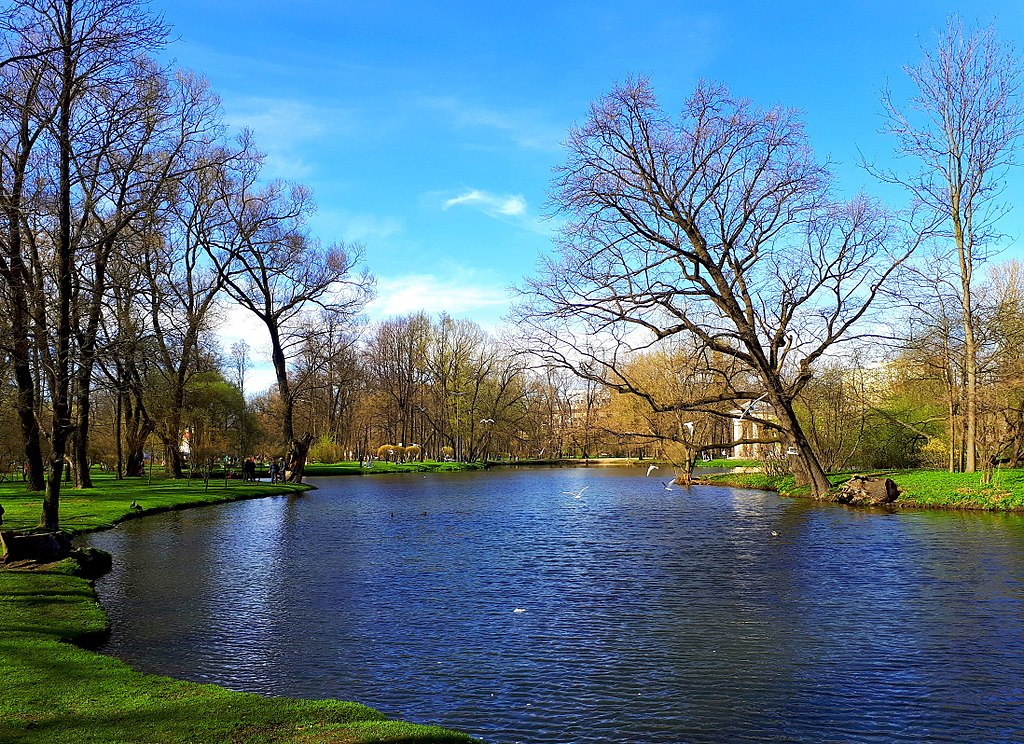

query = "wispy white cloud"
[367,273,509,322]
[435,188,556,236]
[222,96,361,181]
[443,189,527,217]
[422,96,564,152]
[311,209,405,244]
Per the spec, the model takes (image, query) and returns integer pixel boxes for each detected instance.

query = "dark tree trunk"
[2,155,44,492]
[284,433,313,483]
[775,399,831,497]
[72,428,92,488]
[121,366,152,477]
[71,241,112,490]
[42,6,76,530]
[12,334,44,492]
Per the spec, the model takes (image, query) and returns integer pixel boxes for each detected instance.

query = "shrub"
[310,434,343,464]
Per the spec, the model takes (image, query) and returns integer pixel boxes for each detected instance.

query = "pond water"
[87,467,1024,743]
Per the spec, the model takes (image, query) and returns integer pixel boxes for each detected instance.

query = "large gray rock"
[836,475,900,506]
[0,530,73,563]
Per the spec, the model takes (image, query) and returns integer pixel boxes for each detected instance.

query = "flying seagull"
[563,486,589,498]
[646,464,659,477]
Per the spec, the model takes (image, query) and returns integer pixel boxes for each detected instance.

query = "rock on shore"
[834,475,900,506]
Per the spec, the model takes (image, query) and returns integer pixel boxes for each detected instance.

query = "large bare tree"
[0,0,168,527]
[210,148,373,482]
[69,66,224,487]
[879,16,1024,473]
[0,38,51,492]
[515,78,914,497]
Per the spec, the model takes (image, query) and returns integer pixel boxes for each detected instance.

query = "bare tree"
[879,16,1024,473]
[142,142,239,479]
[210,150,373,482]
[515,78,914,497]
[0,36,50,492]
[365,312,431,447]
[229,339,250,399]
[0,0,169,528]
[68,65,224,487]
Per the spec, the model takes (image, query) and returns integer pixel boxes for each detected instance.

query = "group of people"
[239,457,287,483]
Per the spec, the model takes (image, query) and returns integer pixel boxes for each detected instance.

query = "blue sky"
[150,0,1024,386]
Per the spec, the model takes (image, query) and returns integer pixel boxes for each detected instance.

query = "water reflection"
[88,468,1024,743]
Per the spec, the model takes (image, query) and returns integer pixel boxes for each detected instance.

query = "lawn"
[303,460,483,477]
[0,473,478,744]
[698,466,1024,511]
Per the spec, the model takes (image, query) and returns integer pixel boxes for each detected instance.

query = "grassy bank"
[304,460,484,477]
[0,474,477,743]
[698,467,1024,511]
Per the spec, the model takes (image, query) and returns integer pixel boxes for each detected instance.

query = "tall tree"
[0,0,168,527]
[516,78,913,497]
[0,36,50,491]
[880,16,1024,472]
[143,142,236,478]
[365,312,430,447]
[211,151,373,482]
[69,65,223,487]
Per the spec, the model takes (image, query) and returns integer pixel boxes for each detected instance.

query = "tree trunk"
[164,440,184,479]
[13,338,44,492]
[4,200,44,491]
[122,378,152,477]
[790,444,832,497]
[70,240,111,490]
[284,433,313,483]
[774,398,831,497]
[115,387,123,479]
[963,327,977,472]
[953,195,977,473]
[40,457,63,530]
[41,7,76,530]
[947,380,957,474]
[72,427,92,488]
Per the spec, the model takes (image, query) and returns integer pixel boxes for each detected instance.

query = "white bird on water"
[563,486,588,498]
[646,464,659,477]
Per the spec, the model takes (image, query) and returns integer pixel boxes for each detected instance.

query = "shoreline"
[696,468,1024,513]
[0,476,478,743]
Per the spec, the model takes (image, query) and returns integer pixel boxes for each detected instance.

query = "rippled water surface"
[88,467,1024,742]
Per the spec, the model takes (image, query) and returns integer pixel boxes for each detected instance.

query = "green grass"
[694,458,761,469]
[887,468,1024,510]
[697,471,796,493]
[0,473,478,744]
[0,473,310,533]
[304,461,483,477]
[697,465,1024,511]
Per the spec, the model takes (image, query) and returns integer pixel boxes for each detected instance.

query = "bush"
[309,434,343,464]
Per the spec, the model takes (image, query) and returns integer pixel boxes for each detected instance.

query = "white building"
[730,400,775,459]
